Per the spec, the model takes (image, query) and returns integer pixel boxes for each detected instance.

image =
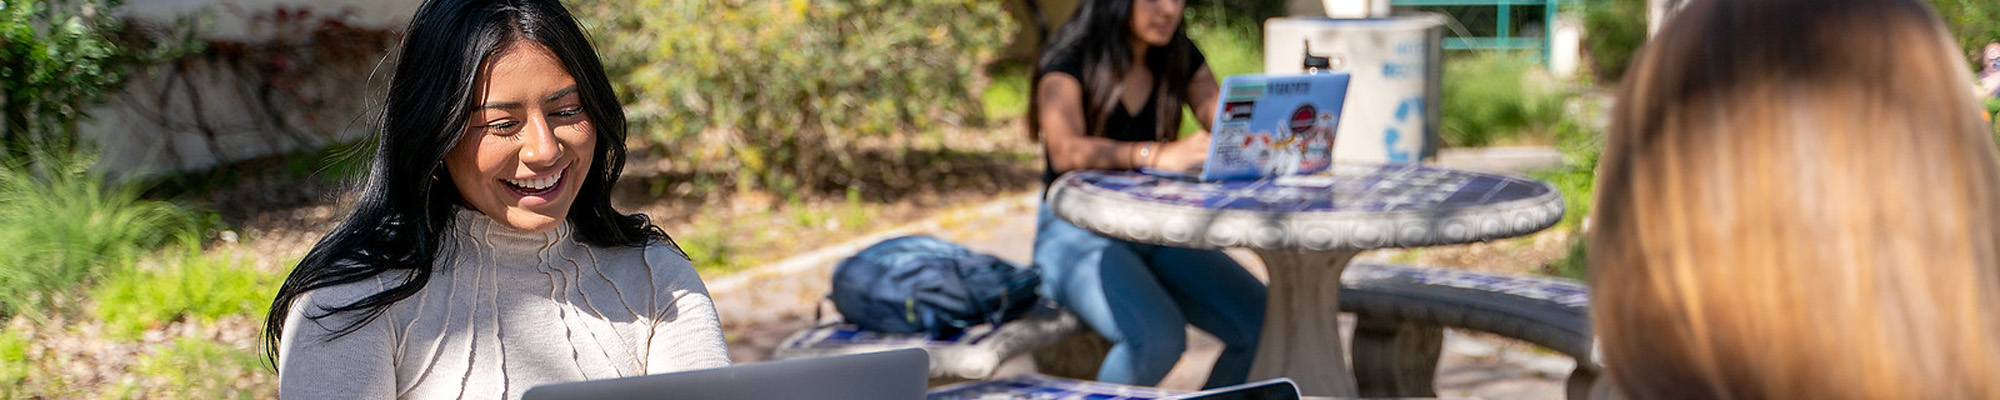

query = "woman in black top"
[1028,0,1267,388]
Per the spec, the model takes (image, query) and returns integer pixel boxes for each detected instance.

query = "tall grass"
[0,329,27,395]
[1182,13,1265,136]
[982,12,1265,134]
[1530,119,1602,281]
[0,152,202,318]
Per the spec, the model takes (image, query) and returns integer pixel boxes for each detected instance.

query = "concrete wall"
[117,0,415,40]
[88,0,411,177]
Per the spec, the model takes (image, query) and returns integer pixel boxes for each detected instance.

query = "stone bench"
[779,263,1598,398]
[1341,262,1599,399]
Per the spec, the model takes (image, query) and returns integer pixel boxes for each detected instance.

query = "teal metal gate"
[1393,0,1559,64]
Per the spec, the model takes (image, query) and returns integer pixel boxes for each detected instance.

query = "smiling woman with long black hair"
[261,0,727,398]
[1029,0,1266,389]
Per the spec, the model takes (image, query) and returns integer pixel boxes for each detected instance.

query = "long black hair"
[261,0,677,367]
[1028,0,1201,142]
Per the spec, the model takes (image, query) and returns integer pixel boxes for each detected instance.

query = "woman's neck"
[450,207,573,262]
[1129,39,1149,66]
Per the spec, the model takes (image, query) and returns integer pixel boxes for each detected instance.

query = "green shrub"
[0,0,191,163]
[1440,52,1569,147]
[0,151,202,318]
[1930,0,2000,64]
[0,0,126,160]
[0,0,201,318]
[573,0,1013,191]
[983,63,1032,121]
[90,248,278,340]
[1180,13,1264,136]
[1579,0,1646,83]
[1529,99,1603,280]
[1989,99,1999,151]
[1529,137,1595,281]
[1532,117,1601,229]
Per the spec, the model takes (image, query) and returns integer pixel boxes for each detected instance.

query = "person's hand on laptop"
[1150,130,1212,173]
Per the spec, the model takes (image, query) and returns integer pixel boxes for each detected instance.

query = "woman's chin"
[488,208,567,233]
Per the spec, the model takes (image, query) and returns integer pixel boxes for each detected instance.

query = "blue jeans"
[1033,204,1268,388]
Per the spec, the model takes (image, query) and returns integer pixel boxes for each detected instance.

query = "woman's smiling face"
[445,40,595,233]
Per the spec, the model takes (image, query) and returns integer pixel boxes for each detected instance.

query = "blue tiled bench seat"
[1340,262,1598,399]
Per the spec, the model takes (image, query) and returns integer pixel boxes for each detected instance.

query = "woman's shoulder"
[296,273,392,311]
[1040,43,1087,79]
[591,239,705,292]
[641,240,698,277]
[287,273,405,333]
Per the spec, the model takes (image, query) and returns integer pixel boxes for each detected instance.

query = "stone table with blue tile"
[1045,164,1565,397]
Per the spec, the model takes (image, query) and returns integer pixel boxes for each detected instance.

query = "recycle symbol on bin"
[1383,96,1423,164]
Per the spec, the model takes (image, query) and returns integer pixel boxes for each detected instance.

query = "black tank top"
[1038,42,1207,187]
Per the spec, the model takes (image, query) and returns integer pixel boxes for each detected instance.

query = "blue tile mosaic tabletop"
[927,374,1183,400]
[1046,164,1566,251]
[1064,164,1550,214]
[927,374,1386,400]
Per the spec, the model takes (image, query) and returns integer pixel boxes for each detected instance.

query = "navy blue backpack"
[830,235,1042,339]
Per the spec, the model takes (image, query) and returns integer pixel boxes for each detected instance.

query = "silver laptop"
[1166,378,1301,400]
[522,348,928,400]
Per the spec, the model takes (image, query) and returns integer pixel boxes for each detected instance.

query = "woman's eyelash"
[478,108,578,132]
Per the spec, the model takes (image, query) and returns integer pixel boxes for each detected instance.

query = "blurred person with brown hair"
[1589,0,2000,398]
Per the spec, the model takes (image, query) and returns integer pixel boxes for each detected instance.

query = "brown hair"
[1590,0,2000,398]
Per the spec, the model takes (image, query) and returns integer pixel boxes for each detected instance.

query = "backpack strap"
[814,295,843,328]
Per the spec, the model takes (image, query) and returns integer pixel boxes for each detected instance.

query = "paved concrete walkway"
[710,147,1572,398]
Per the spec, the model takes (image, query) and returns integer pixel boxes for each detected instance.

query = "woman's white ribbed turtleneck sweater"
[278,210,729,399]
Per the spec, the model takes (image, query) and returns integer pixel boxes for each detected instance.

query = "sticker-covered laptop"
[1198,71,1351,181]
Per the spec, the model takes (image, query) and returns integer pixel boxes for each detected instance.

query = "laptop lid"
[1163,378,1302,400]
[1199,72,1352,182]
[521,348,929,400]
